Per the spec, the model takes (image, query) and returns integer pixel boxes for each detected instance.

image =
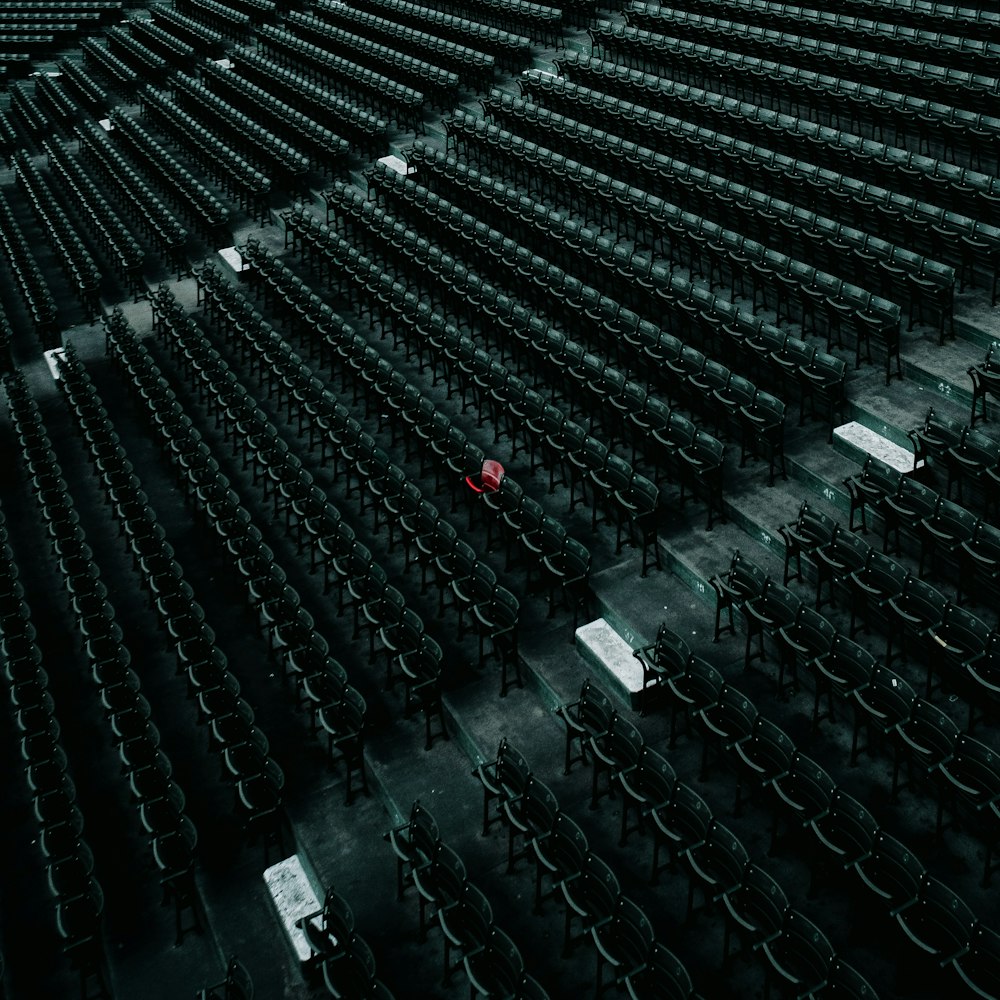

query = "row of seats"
[285,10,461,108]
[615,8,1000,104]
[54,343,207,947]
[104,306,356,821]
[43,137,145,294]
[0,303,11,368]
[105,23,168,82]
[188,266,527,701]
[560,686,878,998]
[970,344,1000,427]
[710,547,1000,904]
[218,0,276,25]
[365,163,791,486]
[435,111,865,423]
[230,46,390,158]
[0,186,58,341]
[75,121,189,272]
[150,283,451,759]
[256,22,425,131]
[283,200,723,533]
[34,72,78,127]
[13,149,101,321]
[460,75,1000,307]
[0,103,18,154]
[629,616,1000,996]
[238,234,593,629]
[57,55,107,113]
[625,0,1000,73]
[81,36,138,98]
[430,0,563,46]
[555,50,1000,226]
[387,803,548,998]
[171,72,312,188]
[140,87,271,223]
[484,88,906,357]
[150,6,225,58]
[175,0,251,40]
[129,18,198,71]
[317,186,680,540]
[845,447,1000,584]
[0,1,120,18]
[9,80,52,137]
[350,0,532,68]
[108,109,229,235]
[521,67,1000,272]
[663,0,1000,46]
[907,404,1000,501]
[310,0,498,90]
[773,490,998,720]
[578,22,1000,170]
[199,59,351,175]
[4,370,117,1000]
[517,68,959,341]
[296,885,395,998]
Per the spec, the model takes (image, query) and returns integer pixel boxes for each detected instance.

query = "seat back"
[481,459,504,491]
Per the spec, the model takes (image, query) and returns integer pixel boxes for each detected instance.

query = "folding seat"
[769,751,835,855]
[472,585,520,695]
[742,579,801,669]
[589,711,644,810]
[908,407,965,474]
[647,407,695,488]
[399,635,448,750]
[504,776,558,874]
[854,830,924,914]
[427,880,491,987]
[678,430,726,529]
[846,548,908,639]
[777,500,838,587]
[592,896,656,997]
[649,780,712,885]
[935,733,1000,858]
[946,427,1000,507]
[849,664,917,767]
[560,852,620,956]
[955,922,1000,998]
[681,817,748,920]
[296,885,356,975]
[884,575,946,672]
[739,390,787,486]
[842,455,902,534]
[321,936,379,999]
[760,909,835,999]
[632,622,691,716]
[712,373,756,446]
[463,927,524,998]
[968,344,1000,427]
[894,873,978,983]
[557,678,613,774]
[925,603,991,695]
[473,737,531,836]
[887,696,959,804]
[385,801,440,901]
[958,519,1000,609]
[412,839,467,944]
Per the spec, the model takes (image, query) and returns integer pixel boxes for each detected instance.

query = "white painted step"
[263,854,323,965]
[833,420,921,474]
[575,617,642,710]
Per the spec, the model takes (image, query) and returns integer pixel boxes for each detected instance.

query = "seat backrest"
[737,863,788,935]
[226,956,253,1000]
[481,459,504,491]
[645,942,693,999]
